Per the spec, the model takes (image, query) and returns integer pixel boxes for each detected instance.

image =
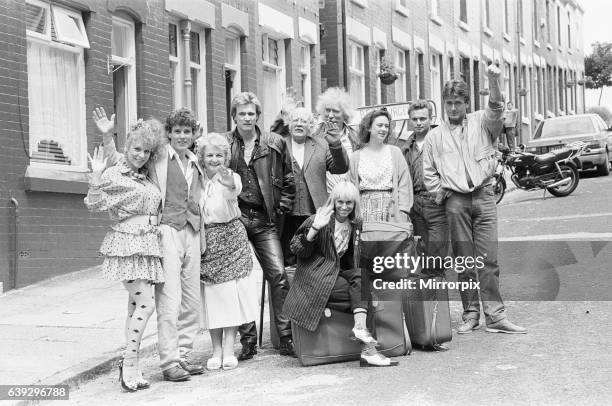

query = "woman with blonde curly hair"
[85,117,165,391]
[315,87,361,192]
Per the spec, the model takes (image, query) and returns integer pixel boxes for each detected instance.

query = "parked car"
[526,114,612,176]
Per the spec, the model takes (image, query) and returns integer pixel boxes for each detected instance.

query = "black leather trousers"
[239,208,291,345]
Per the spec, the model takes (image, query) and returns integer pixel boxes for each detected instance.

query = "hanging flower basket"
[378,56,398,85]
[379,72,398,85]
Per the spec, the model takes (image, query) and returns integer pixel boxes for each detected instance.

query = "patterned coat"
[282,215,362,332]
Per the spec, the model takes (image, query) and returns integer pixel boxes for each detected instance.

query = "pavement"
[0,264,266,406]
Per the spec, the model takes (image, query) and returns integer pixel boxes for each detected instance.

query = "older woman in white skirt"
[198,133,258,370]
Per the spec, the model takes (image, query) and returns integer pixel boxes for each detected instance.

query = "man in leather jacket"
[219,92,296,358]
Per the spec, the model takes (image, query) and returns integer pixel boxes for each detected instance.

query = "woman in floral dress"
[349,109,413,223]
[84,118,164,392]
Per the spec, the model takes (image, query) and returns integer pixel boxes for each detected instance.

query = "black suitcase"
[403,276,452,350]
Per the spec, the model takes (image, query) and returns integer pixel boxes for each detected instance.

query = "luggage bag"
[403,275,452,350]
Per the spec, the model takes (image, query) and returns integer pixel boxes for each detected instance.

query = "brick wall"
[0,0,170,290]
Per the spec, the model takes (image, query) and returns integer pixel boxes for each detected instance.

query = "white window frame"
[167,20,207,128]
[111,16,137,137]
[26,0,51,41]
[459,0,468,24]
[395,49,407,102]
[430,53,441,122]
[431,0,439,17]
[261,33,286,131]
[52,6,90,48]
[415,52,424,100]
[169,22,181,110]
[224,33,242,103]
[503,0,510,35]
[504,62,511,103]
[348,41,366,107]
[188,28,207,124]
[534,66,541,115]
[375,48,383,105]
[26,0,87,171]
[299,44,312,110]
[521,65,530,120]
[395,0,409,17]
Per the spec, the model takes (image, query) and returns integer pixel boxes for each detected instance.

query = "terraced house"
[0,0,584,291]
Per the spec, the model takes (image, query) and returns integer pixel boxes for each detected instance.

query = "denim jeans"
[409,193,450,276]
[238,209,291,345]
[445,185,506,325]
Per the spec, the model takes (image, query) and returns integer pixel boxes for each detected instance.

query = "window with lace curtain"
[26,0,89,169]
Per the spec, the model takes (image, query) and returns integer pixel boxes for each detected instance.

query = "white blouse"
[200,171,242,224]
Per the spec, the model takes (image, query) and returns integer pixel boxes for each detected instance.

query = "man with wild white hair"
[281,107,349,267]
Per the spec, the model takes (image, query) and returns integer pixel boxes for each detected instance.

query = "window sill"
[483,27,493,37]
[458,20,470,32]
[24,165,91,194]
[520,36,526,45]
[395,5,409,17]
[503,32,511,42]
[534,40,541,48]
[534,113,544,121]
[558,47,564,53]
[430,15,443,26]
[521,117,530,125]
[546,110,555,118]
[567,49,573,55]
[546,43,553,51]
[350,0,367,8]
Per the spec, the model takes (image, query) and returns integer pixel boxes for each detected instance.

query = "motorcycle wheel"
[493,175,506,204]
[547,163,579,197]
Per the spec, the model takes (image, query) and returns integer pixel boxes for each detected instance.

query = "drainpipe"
[341,0,348,89]
[9,193,19,290]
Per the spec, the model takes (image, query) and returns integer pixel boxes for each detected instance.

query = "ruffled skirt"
[99,223,164,283]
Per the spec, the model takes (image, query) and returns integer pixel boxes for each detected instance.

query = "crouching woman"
[283,181,399,367]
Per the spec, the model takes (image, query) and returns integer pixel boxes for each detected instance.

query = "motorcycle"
[493,141,588,204]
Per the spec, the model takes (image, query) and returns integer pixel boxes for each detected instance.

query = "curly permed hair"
[165,107,198,135]
[197,132,231,168]
[125,118,165,166]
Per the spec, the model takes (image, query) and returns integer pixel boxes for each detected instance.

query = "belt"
[415,190,436,197]
[238,202,265,212]
[122,215,160,226]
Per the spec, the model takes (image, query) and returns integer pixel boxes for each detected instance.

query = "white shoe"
[352,327,378,345]
[222,356,238,370]
[359,352,399,367]
[206,357,221,370]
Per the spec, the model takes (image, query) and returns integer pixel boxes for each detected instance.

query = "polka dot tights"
[122,279,155,382]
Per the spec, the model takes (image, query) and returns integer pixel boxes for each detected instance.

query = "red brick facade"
[0,0,320,291]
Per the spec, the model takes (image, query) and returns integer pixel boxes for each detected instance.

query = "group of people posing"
[85,63,526,392]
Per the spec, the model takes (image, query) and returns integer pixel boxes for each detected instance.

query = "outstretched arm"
[92,107,122,167]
